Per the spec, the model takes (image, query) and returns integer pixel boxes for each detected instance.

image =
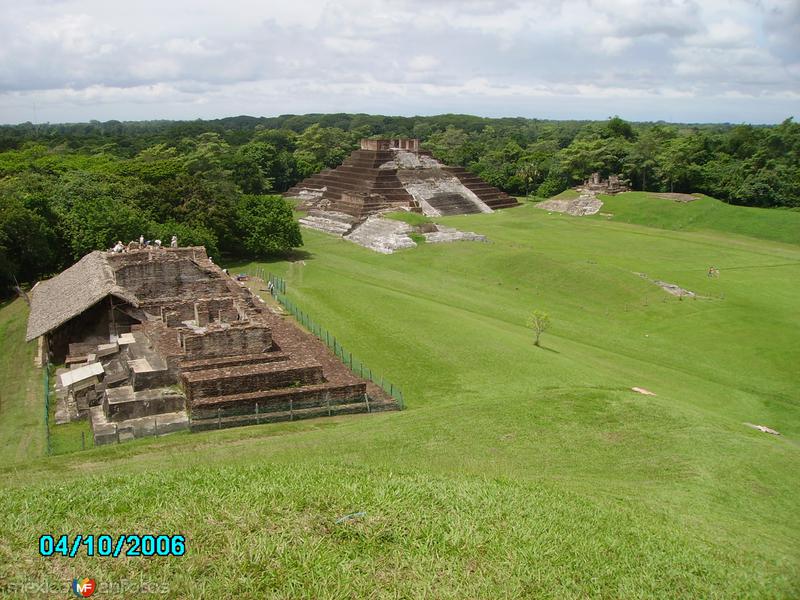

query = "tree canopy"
[1,112,797,296]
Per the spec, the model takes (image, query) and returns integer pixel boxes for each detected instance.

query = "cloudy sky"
[1,0,798,124]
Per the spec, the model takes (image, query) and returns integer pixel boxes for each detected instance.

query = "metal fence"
[189,392,379,432]
[255,272,404,409]
[43,363,51,455]
[40,266,404,455]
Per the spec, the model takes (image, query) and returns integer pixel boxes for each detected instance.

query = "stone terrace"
[285,138,520,214]
[34,245,398,445]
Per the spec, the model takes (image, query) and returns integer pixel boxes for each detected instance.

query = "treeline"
[0,128,307,296]
[1,113,798,296]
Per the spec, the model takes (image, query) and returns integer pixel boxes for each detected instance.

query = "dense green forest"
[1,113,798,296]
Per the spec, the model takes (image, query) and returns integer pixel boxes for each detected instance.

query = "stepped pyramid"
[285,138,519,221]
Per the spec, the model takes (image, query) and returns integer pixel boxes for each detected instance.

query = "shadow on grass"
[538,346,561,354]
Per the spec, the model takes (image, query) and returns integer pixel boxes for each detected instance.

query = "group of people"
[111,235,179,253]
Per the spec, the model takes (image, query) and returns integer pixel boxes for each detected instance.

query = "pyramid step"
[344,216,417,254]
[424,193,484,216]
[299,213,357,236]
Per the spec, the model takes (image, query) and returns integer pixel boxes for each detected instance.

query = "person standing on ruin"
[171,235,178,248]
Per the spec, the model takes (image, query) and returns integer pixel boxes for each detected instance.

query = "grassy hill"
[1,199,798,598]
[596,191,800,245]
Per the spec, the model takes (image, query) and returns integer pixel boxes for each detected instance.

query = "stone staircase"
[285,143,519,218]
[344,216,417,254]
[443,166,520,209]
[298,211,359,236]
[424,192,484,216]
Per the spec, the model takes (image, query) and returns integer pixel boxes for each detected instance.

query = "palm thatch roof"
[25,251,139,342]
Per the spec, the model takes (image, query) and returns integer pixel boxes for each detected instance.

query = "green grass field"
[1,198,798,598]
[597,192,800,245]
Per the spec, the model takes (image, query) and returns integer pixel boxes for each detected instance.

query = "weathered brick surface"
[190,381,366,412]
[131,368,177,391]
[180,352,290,372]
[99,246,398,424]
[105,387,186,421]
[182,357,324,401]
[181,325,272,359]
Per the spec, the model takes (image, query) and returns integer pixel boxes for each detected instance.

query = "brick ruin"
[535,172,631,217]
[582,172,630,195]
[286,138,519,242]
[27,246,397,445]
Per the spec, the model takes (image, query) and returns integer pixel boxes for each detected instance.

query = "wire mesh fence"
[251,271,404,409]
[190,392,377,432]
[43,363,51,455]
[40,266,404,455]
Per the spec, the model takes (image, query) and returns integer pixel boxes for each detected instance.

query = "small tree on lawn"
[526,310,551,347]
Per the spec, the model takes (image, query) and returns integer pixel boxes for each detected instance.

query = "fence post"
[44,365,52,456]
[154,416,158,437]
[116,425,120,444]
[364,393,371,413]
[81,431,85,451]
[255,402,260,425]
[217,408,222,430]
[289,397,294,421]
[326,392,331,417]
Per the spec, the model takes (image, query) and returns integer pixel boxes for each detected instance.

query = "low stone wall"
[104,387,186,421]
[131,367,178,391]
[190,381,367,412]
[182,358,324,401]
[181,325,272,359]
[180,352,290,372]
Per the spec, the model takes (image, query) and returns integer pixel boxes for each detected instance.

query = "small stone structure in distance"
[26,245,397,445]
[537,172,630,216]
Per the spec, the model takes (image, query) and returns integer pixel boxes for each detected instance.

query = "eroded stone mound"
[537,191,603,216]
[344,215,417,254]
[423,225,487,244]
[653,193,700,203]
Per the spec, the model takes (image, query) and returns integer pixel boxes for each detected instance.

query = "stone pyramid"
[284,138,519,218]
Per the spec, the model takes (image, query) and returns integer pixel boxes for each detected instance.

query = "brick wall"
[181,325,272,359]
[182,359,324,401]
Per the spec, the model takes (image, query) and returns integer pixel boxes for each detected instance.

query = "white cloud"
[322,36,375,54]
[685,19,754,48]
[0,0,797,123]
[599,36,633,56]
[408,55,440,72]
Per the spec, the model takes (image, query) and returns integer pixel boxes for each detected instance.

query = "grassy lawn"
[383,211,432,226]
[0,299,44,464]
[597,191,800,245]
[547,188,580,201]
[1,199,798,597]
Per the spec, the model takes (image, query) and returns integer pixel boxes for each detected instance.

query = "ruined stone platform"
[286,138,519,216]
[28,245,399,446]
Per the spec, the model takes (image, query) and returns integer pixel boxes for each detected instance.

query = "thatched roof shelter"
[25,251,139,342]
